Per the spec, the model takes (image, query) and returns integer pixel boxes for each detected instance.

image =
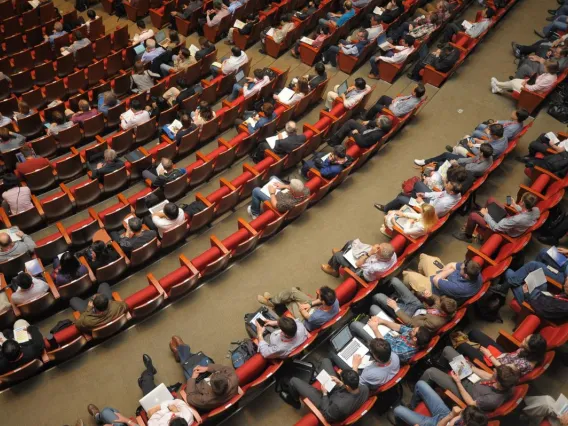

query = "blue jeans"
[370,54,380,75]
[210,64,221,78]
[251,187,270,216]
[229,83,243,101]
[544,16,568,36]
[555,6,568,16]
[96,407,125,426]
[324,45,340,66]
[472,123,489,139]
[394,381,450,426]
[504,259,558,303]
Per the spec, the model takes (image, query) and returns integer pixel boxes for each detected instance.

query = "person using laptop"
[228,68,271,102]
[248,177,310,219]
[321,239,397,281]
[142,157,187,189]
[131,19,154,45]
[288,361,369,422]
[0,319,45,375]
[71,282,128,332]
[14,145,52,180]
[274,77,310,106]
[454,193,540,243]
[110,217,157,257]
[255,316,309,359]
[324,77,371,111]
[210,46,248,78]
[257,286,339,331]
[10,272,49,306]
[146,202,186,238]
[251,121,306,163]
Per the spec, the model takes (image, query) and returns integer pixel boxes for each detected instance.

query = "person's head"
[319,25,330,35]
[163,202,179,220]
[460,259,481,281]
[314,62,326,76]
[146,39,156,51]
[413,83,426,98]
[231,46,242,58]
[60,251,81,275]
[0,232,13,249]
[74,30,84,40]
[369,338,392,363]
[489,123,504,139]
[78,100,90,113]
[483,7,496,19]
[285,121,297,134]
[131,99,143,112]
[545,60,560,75]
[52,111,65,125]
[340,369,359,391]
[161,157,174,172]
[343,0,352,10]
[513,108,529,122]
[199,102,213,120]
[519,334,547,365]
[18,101,30,115]
[436,0,449,12]
[168,419,189,426]
[411,326,431,348]
[297,77,310,94]
[93,293,110,312]
[479,143,493,159]
[281,14,291,24]
[103,91,117,107]
[318,286,336,306]
[3,173,20,190]
[370,14,380,26]
[54,22,63,32]
[441,44,455,56]
[104,149,117,162]
[494,365,520,390]
[461,406,488,426]
[213,0,223,9]
[210,373,230,396]
[402,35,415,47]
[429,13,439,25]
[439,296,458,316]
[377,115,393,132]
[358,29,368,41]
[278,316,298,338]
[15,272,33,290]
[253,69,264,80]
[136,19,146,30]
[246,13,256,22]
[87,9,96,20]
[331,145,346,161]
[169,30,180,43]
[354,77,366,91]
[198,36,211,49]
[20,145,34,159]
[179,47,190,60]
[421,203,438,231]
[519,192,538,210]
[180,113,192,129]
[2,340,21,362]
[289,179,305,196]
[374,242,395,261]
[261,102,274,117]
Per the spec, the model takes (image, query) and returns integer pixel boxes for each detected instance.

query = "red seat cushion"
[124,286,159,310]
[158,267,192,292]
[69,180,93,195]
[54,325,81,345]
[235,354,267,386]
[40,191,66,204]
[35,232,63,247]
[148,141,169,156]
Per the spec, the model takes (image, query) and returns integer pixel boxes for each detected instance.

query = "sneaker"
[414,159,426,166]
[247,205,258,219]
[263,292,272,299]
[453,231,472,243]
[546,16,555,22]
[490,77,501,94]
[548,9,557,14]
[367,73,380,80]
[514,155,529,163]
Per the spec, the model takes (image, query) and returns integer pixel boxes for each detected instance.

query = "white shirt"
[221,52,249,75]
[132,29,155,45]
[152,208,186,237]
[148,399,194,426]
[343,85,372,109]
[120,110,151,130]
[424,191,461,217]
[277,92,305,106]
[244,76,271,98]
[379,46,415,64]
[367,25,384,40]
[2,186,33,214]
[11,277,50,305]
[525,73,557,93]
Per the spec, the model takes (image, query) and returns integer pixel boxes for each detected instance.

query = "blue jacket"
[248,112,277,133]
[336,9,355,26]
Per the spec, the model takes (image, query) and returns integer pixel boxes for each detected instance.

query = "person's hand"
[255,320,265,335]
[386,298,398,310]
[449,370,461,382]
[352,129,359,134]
[558,412,568,426]
[375,56,382,62]
[434,49,441,56]
[479,346,492,358]
[193,365,208,375]
[451,406,463,417]
[368,316,381,328]
[268,184,276,195]
[330,376,343,385]
[273,94,278,100]
[423,289,432,298]
[168,404,179,413]
[299,303,311,311]
[352,353,362,368]
[171,10,177,15]
[480,207,488,216]
[522,283,529,293]
[416,192,425,198]
[450,160,458,166]
[558,247,568,255]
[96,162,103,169]
[87,300,94,310]
[15,230,24,238]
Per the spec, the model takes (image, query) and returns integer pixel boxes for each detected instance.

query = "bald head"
[0,233,12,248]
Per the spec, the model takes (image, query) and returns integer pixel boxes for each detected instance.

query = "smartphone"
[506,195,512,206]
[433,260,444,269]
[257,318,266,327]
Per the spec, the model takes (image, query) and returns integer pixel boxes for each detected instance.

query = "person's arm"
[437,407,463,426]
[449,371,477,406]
[341,44,358,55]
[18,232,36,252]
[297,302,312,320]
[432,268,454,288]
[386,298,413,325]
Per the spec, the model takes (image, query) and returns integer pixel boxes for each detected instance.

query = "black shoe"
[534,29,546,38]
[508,75,514,80]
[514,155,529,163]
[374,203,385,212]
[549,9,558,15]
[559,0,564,4]
[445,145,453,153]
[167,382,182,393]
[453,231,473,243]
[143,354,156,374]
[259,48,266,54]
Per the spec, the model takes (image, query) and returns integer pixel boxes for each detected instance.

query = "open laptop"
[235,70,246,85]
[337,80,349,96]
[154,30,167,45]
[331,325,369,367]
[139,383,174,411]
[134,43,146,60]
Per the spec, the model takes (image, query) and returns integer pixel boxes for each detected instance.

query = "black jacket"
[433,48,461,73]
[274,134,307,155]
[308,73,327,90]
[0,326,44,374]
[93,159,125,180]
[195,45,215,61]
[353,123,386,148]
[117,230,158,255]
[530,289,568,321]
[380,7,402,24]
[239,19,258,35]
[175,124,198,145]
[152,168,186,187]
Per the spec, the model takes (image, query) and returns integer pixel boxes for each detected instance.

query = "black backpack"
[275,359,316,408]
[228,339,257,369]
[548,103,568,124]
[475,284,507,323]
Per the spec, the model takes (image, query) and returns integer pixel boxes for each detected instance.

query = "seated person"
[325,77,371,111]
[347,14,384,43]
[147,202,186,237]
[491,60,559,95]
[51,252,89,286]
[170,0,203,30]
[322,29,369,68]
[0,229,36,262]
[71,282,128,332]
[131,19,154,44]
[440,7,495,44]
[260,14,295,54]
[515,46,568,79]
[2,174,33,214]
[364,83,425,120]
[13,101,34,121]
[45,22,67,45]
[195,37,215,61]
[68,99,99,124]
[416,0,451,20]
[0,319,44,374]
[454,193,540,242]
[394,383,488,426]
[448,123,507,159]
[251,121,306,163]
[97,91,119,116]
[80,240,120,271]
[375,0,404,24]
[523,394,568,426]
[408,44,461,81]
[383,203,438,239]
[111,217,157,256]
[160,30,185,51]
[295,0,321,20]
[0,127,25,153]
[198,0,230,36]
[288,361,369,422]
[300,145,354,179]
[389,13,439,42]
[141,39,166,64]
[291,26,330,58]
[170,114,197,146]
[418,347,520,412]
[506,246,568,285]
[306,62,328,89]
[319,1,356,28]
[368,35,415,80]
[255,316,309,359]
[225,14,259,46]
[61,30,90,56]
[248,178,310,219]
[402,254,482,303]
[10,272,49,305]
[521,131,568,160]
[46,111,74,136]
[274,77,310,106]
[130,61,160,93]
[120,99,151,130]
[142,157,186,188]
[87,148,125,180]
[210,46,248,78]
[257,286,340,331]
[234,102,277,134]
[373,277,458,333]
[159,48,195,77]
[456,330,547,378]
[414,143,494,178]
[228,68,271,101]
[191,101,216,127]
[15,145,51,176]
[321,239,397,281]
[169,336,239,410]
[351,314,431,363]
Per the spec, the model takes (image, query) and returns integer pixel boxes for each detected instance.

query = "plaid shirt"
[384,326,417,363]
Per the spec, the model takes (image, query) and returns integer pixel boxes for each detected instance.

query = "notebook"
[547,246,568,268]
[260,176,288,197]
[277,87,295,102]
[379,41,392,50]
[266,28,275,37]
[362,308,397,338]
[449,355,473,380]
[189,44,199,57]
[139,383,174,411]
[486,202,507,223]
[300,36,314,45]
[233,19,246,29]
[525,268,547,293]
[154,30,167,44]
[554,394,568,416]
[25,259,43,276]
[235,70,246,84]
[14,326,30,343]
[316,369,337,392]
[337,81,349,96]
[545,131,560,145]
[462,20,473,31]
[266,131,288,149]
[373,6,384,14]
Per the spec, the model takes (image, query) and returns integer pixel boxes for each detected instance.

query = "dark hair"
[354,77,366,90]
[414,83,426,98]
[134,61,145,74]
[518,334,547,365]
[20,145,33,157]
[168,419,189,426]
[181,114,192,129]
[0,128,10,141]
[442,45,455,56]
[246,13,256,21]
[169,30,180,44]
[91,241,118,267]
[163,202,179,219]
[319,286,336,306]
[136,19,146,29]
[60,252,83,279]
[495,365,520,390]
[341,369,359,389]
[74,30,84,40]
[515,109,529,122]
[210,375,229,396]
[315,62,326,76]
[93,293,110,311]
[297,77,310,94]
[430,14,439,25]
[464,260,481,280]
[403,35,415,47]
[521,192,538,210]
[3,173,20,189]
[480,143,494,158]
[52,111,65,125]
[281,13,291,23]
[253,69,263,79]
[2,340,21,362]
[87,9,96,19]
[231,46,242,57]
[462,406,488,426]
[485,7,496,19]
[489,123,504,138]
[369,338,391,363]
[177,78,189,90]
[415,327,430,348]
[358,29,369,40]
[262,102,275,116]
[15,272,33,290]
[18,101,30,114]
[199,103,214,121]
[320,25,330,35]
[180,47,190,58]
[439,296,457,316]
[198,36,211,47]
[333,145,346,158]
[128,217,143,233]
[278,316,297,337]
[130,99,142,111]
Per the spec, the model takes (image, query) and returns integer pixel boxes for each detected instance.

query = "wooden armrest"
[139,146,151,157]
[210,235,229,254]
[144,178,153,187]
[55,222,72,245]
[466,245,496,266]
[238,123,250,134]
[220,177,236,191]
[70,146,84,164]
[497,329,522,348]
[31,195,45,217]
[112,291,122,302]
[218,138,232,149]
[201,79,212,87]
[237,218,257,236]
[179,254,199,275]
[79,256,96,282]
[59,183,75,203]
[42,267,60,299]
[73,311,80,320]
[302,123,321,135]
[0,208,11,227]
[117,193,129,206]
[161,134,174,144]
[343,268,368,288]
[264,150,280,162]
[243,163,260,176]
[546,275,564,291]
[262,200,279,215]
[473,358,493,374]
[111,241,130,265]
[533,166,561,181]
[196,151,209,163]
[195,193,213,207]
[95,135,106,145]
[320,110,338,121]
[222,99,233,108]
[444,390,467,408]
[303,398,331,426]
[88,207,104,227]
[146,273,165,296]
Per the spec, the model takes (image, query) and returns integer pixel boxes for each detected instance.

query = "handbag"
[401,176,420,196]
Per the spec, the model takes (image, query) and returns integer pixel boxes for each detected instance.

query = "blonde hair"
[421,204,437,231]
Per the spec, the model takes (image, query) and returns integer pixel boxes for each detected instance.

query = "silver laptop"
[154,30,167,45]
[337,80,349,96]
[235,70,246,84]
[331,325,369,366]
[139,383,174,411]
[149,199,168,215]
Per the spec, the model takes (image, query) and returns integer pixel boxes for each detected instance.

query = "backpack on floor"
[275,359,316,407]
[548,103,568,124]
[228,339,257,369]
[475,284,506,323]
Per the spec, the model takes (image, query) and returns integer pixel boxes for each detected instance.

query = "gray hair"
[161,157,173,170]
[146,39,156,49]
[104,149,117,162]
[289,179,305,194]
[378,243,395,260]
[285,121,297,134]
[376,115,392,131]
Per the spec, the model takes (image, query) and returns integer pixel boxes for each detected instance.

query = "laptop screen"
[15,153,26,163]
[337,81,349,96]
[134,44,146,55]
[154,30,166,44]
[235,70,245,82]
[331,326,352,352]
